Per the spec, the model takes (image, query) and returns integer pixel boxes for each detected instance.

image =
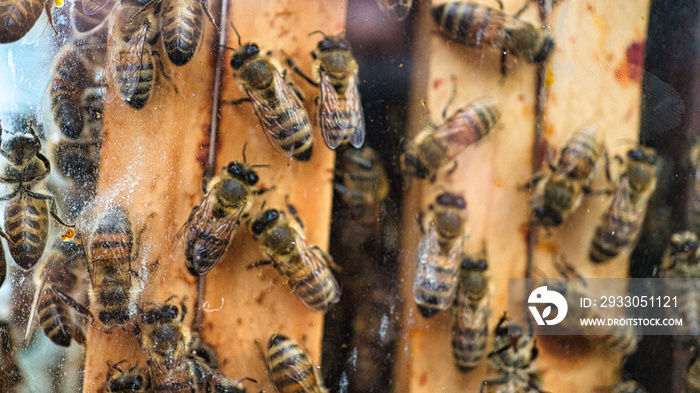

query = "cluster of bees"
[1,0,697,391]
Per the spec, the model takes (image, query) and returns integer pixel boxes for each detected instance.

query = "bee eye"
[267,210,279,221]
[478,261,488,270]
[628,149,644,161]
[228,162,242,175]
[247,44,259,55]
[230,54,244,69]
[318,39,334,51]
[245,172,259,185]
[337,40,350,50]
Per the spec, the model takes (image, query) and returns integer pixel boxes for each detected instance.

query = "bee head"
[227,161,259,185]
[532,205,563,227]
[460,255,488,271]
[533,34,555,63]
[626,147,657,192]
[251,209,279,235]
[1,125,41,166]
[401,153,429,179]
[268,333,290,349]
[230,43,260,70]
[107,372,145,393]
[142,304,179,325]
[435,192,466,209]
[671,232,699,255]
[317,35,350,52]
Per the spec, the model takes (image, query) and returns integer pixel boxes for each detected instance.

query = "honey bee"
[86,205,138,328]
[228,26,313,161]
[139,299,197,393]
[262,334,328,393]
[0,0,56,43]
[452,248,491,372]
[107,0,162,110]
[71,0,117,33]
[175,149,269,276]
[589,146,658,263]
[481,314,543,393]
[376,0,412,21]
[250,203,340,313]
[47,34,107,219]
[689,353,700,393]
[0,122,72,270]
[413,192,468,318]
[526,124,604,228]
[188,334,252,393]
[660,232,700,343]
[160,0,216,66]
[690,141,700,235]
[28,240,91,347]
[106,361,150,392]
[0,321,22,389]
[401,97,500,181]
[287,32,364,150]
[432,1,555,76]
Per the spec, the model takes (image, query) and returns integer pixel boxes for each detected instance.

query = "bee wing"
[79,0,114,16]
[412,224,441,300]
[318,71,347,150]
[430,104,496,162]
[345,72,365,149]
[293,230,330,277]
[247,70,307,158]
[108,23,148,102]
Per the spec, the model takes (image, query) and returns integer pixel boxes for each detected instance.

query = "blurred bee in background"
[525,124,604,228]
[0,122,72,270]
[105,361,150,393]
[431,1,555,76]
[0,321,23,390]
[107,0,164,110]
[86,205,139,328]
[0,0,56,43]
[227,25,313,161]
[27,240,91,347]
[46,33,107,219]
[174,148,270,276]
[70,0,117,33]
[188,334,253,393]
[452,248,491,372]
[482,314,543,393]
[401,97,500,181]
[610,381,648,393]
[287,32,365,150]
[689,141,700,235]
[413,191,468,318]
[139,299,197,393]
[376,0,412,21]
[250,202,340,313]
[660,231,700,345]
[261,334,328,393]
[160,0,216,66]
[589,146,658,263]
[688,351,700,393]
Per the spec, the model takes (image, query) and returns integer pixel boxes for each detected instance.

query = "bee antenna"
[220,45,237,52]
[307,30,328,39]
[251,164,270,168]
[242,142,248,163]
[229,22,242,47]
[442,74,458,119]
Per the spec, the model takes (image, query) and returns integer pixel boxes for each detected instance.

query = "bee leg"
[285,57,319,88]
[247,260,272,269]
[44,0,58,34]
[252,186,274,196]
[0,229,13,246]
[224,98,252,106]
[334,184,365,204]
[312,245,341,272]
[0,188,20,201]
[481,376,509,393]
[500,50,508,78]
[52,287,94,323]
[520,173,547,191]
[199,0,219,30]
[152,51,180,94]
[26,191,74,227]
[446,160,459,176]
[514,0,530,17]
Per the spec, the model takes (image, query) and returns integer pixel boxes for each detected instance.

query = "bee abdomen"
[413,263,459,318]
[431,2,506,50]
[161,0,203,66]
[451,324,487,372]
[264,105,313,161]
[5,196,48,270]
[114,51,155,110]
[589,215,636,263]
[37,288,74,347]
[290,269,340,312]
[0,0,44,43]
[267,335,318,391]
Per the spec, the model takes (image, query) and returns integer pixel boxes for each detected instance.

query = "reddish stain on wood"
[432,78,444,90]
[419,372,428,386]
[614,40,646,84]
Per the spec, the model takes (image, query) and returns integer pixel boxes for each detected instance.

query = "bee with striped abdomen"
[525,124,604,228]
[250,202,340,313]
[377,0,412,21]
[287,32,364,150]
[160,0,215,66]
[431,1,555,76]
[0,122,72,270]
[174,147,269,276]
[86,205,139,328]
[107,0,162,110]
[0,0,56,43]
[401,97,500,181]
[228,26,313,161]
[481,314,543,393]
[139,298,197,393]
[261,334,327,393]
[46,33,107,219]
[28,240,91,347]
[413,191,468,318]
[589,146,658,263]
[106,361,151,392]
[452,248,491,372]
